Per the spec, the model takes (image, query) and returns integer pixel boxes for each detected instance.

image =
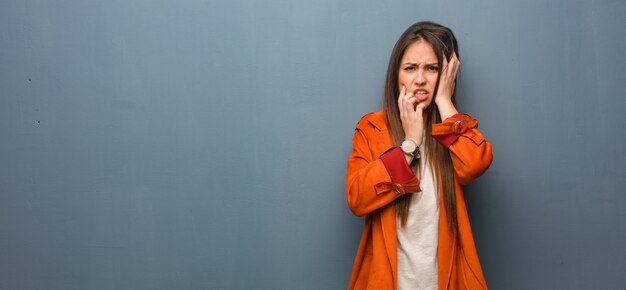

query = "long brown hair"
[383,21,460,232]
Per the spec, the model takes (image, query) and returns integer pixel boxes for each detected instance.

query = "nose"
[414,69,426,86]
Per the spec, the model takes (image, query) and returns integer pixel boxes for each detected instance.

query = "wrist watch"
[400,139,420,159]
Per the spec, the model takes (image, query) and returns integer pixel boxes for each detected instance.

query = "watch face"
[401,140,417,153]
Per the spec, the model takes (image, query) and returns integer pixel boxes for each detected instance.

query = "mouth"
[413,89,429,101]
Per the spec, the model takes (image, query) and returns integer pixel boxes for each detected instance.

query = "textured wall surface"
[1,0,625,289]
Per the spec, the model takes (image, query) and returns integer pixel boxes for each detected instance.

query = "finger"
[403,94,415,118]
[398,86,406,110]
[398,86,405,116]
[401,87,411,103]
[412,101,425,127]
[444,54,458,79]
[451,53,459,70]
[442,55,450,74]
[407,96,418,112]
[449,54,460,77]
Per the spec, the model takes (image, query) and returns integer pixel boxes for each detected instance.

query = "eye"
[426,65,439,72]
[403,66,416,72]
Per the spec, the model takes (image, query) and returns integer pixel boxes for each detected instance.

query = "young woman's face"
[397,39,439,107]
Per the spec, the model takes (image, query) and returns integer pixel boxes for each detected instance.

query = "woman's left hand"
[434,52,460,105]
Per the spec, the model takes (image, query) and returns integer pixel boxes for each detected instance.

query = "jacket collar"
[367,110,388,131]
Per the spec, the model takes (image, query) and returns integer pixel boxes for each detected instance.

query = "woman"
[345,21,493,290]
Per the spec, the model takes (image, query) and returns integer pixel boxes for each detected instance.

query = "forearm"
[435,99,458,121]
[346,130,421,216]
[430,113,493,185]
[346,154,421,216]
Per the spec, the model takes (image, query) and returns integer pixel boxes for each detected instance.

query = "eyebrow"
[402,62,439,66]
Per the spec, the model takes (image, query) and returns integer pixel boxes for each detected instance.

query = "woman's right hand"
[398,85,425,165]
[398,85,425,147]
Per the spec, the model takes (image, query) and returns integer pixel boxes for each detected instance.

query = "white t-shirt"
[396,142,439,290]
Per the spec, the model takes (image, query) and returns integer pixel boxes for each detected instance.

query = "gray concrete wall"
[1,0,625,289]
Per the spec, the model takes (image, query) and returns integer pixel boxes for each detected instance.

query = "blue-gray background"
[1,0,625,289]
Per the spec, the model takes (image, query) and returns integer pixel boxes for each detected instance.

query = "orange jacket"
[345,110,493,290]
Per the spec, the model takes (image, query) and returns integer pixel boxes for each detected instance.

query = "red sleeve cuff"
[431,113,471,148]
[380,147,415,183]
